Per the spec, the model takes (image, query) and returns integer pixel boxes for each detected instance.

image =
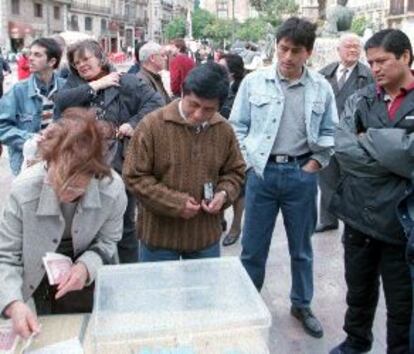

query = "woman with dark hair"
[0,109,127,338]
[218,53,246,247]
[219,54,245,119]
[54,39,163,264]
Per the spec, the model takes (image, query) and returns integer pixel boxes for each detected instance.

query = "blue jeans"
[139,241,220,262]
[241,161,317,308]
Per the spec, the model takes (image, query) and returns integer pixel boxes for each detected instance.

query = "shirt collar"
[33,73,57,98]
[337,62,357,76]
[376,71,414,99]
[276,66,308,86]
[178,99,209,128]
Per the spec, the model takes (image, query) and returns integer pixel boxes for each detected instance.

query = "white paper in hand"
[42,253,73,285]
[0,324,19,353]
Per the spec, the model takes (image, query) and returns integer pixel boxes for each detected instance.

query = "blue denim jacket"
[0,74,66,175]
[229,65,338,176]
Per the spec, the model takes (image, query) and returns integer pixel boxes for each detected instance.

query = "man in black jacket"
[316,34,373,233]
[398,182,414,353]
[329,29,414,354]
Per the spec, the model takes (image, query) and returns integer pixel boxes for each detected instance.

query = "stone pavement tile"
[222,210,387,354]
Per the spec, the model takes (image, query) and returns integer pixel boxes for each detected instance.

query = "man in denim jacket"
[0,38,65,175]
[229,17,338,338]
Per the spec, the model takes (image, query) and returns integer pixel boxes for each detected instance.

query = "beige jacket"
[0,163,127,314]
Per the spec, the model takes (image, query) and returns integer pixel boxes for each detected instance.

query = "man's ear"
[401,49,411,66]
[48,57,57,69]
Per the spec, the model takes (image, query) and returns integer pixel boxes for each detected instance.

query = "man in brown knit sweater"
[123,63,245,261]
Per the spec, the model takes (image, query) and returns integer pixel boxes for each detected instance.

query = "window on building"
[53,6,60,20]
[11,0,20,15]
[101,19,107,32]
[70,15,79,31]
[85,17,93,31]
[34,2,43,17]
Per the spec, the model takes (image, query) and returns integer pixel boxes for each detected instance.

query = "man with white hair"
[137,42,170,104]
[315,33,374,233]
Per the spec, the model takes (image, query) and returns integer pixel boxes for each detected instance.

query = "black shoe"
[314,223,338,233]
[290,306,323,338]
[222,232,241,247]
[329,341,370,354]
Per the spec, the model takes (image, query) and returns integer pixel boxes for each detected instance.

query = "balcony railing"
[71,2,111,15]
[389,0,405,15]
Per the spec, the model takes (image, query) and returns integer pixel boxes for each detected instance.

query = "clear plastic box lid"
[92,257,271,342]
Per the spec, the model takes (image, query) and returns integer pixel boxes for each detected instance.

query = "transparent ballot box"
[91,257,272,354]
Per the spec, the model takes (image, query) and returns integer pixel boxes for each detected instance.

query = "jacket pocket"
[249,95,273,133]
[19,113,35,122]
[249,95,272,107]
[309,102,325,140]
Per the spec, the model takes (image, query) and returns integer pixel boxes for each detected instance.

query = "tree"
[203,19,235,47]
[249,0,298,27]
[351,16,367,36]
[192,8,215,39]
[236,17,267,43]
[165,17,186,40]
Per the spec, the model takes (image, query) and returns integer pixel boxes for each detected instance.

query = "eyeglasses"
[72,55,96,68]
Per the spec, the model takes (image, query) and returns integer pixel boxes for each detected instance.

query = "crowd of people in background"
[0,15,413,354]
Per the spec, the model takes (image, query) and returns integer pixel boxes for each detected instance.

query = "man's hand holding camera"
[201,190,227,214]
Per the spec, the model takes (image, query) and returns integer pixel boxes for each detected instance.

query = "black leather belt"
[268,152,312,164]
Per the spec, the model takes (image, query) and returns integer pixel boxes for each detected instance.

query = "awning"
[8,21,34,39]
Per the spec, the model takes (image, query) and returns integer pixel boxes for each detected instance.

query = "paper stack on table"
[42,253,72,285]
[0,324,19,354]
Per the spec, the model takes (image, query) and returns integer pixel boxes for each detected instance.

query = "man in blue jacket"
[229,17,338,339]
[0,37,65,175]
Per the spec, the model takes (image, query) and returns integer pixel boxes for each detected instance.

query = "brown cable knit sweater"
[123,100,245,252]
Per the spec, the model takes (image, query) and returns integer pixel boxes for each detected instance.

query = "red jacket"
[17,56,30,80]
[169,53,195,96]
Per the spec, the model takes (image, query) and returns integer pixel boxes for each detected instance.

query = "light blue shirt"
[229,64,338,176]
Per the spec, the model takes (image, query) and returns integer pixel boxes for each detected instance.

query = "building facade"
[200,0,257,23]
[0,0,70,52]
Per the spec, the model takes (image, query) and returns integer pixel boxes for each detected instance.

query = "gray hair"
[338,33,362,48]
[139,42,162,63]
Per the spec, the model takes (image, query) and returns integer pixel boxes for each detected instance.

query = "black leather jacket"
[330,84,414,244]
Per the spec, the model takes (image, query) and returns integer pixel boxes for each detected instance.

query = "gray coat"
[319,61,374,115]
[0,163,127,314]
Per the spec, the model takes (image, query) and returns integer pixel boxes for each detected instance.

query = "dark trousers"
[33,277,94,315]
[342,225,412,353]
[410,264,414,353]
[117,189,139,263]
[318,155,339,226]
[139,241,220,262]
